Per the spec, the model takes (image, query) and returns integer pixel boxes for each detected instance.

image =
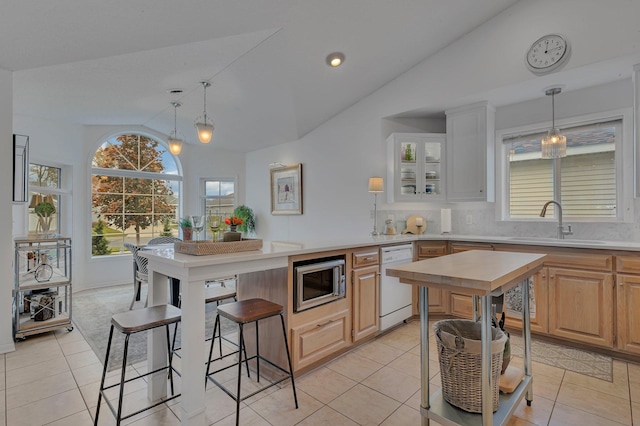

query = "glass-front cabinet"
[387,133,446,202]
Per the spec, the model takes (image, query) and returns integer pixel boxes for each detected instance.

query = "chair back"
[124,242,149,279]
[148,236,182,245]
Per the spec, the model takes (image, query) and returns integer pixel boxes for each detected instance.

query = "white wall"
[246,0,640,242]
[1,68,15,353]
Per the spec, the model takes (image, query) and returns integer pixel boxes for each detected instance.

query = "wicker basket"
[433,319,507,413]
[174,239,262,256]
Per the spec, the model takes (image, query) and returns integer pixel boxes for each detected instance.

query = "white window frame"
[27,162,72,236]
[495,108,633,223]
[90,133,183,257]
[200,177,237,239]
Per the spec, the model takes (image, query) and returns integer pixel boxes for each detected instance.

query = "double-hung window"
[498,111,630,222]
[202,178,236,239]
[28,164,63,235]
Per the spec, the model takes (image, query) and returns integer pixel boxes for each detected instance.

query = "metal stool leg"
[280,313,299,408]
[166,324,175,395]
[94,325,115,425]
[236,324,245,426]
[116,334,131,425]
[255,320,260,382]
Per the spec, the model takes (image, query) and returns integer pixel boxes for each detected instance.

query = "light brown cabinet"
[413,241,448,315]
[290,309,351,371]
[548,267,614,348]
[615,256,640,355]
[351,248,380,342]
[448,242,494,318]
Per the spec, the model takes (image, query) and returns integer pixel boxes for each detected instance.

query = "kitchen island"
[140,234,638,425]
[387,250,546,426]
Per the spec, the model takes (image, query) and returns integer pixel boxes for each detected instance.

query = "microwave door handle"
[338,273,346,296]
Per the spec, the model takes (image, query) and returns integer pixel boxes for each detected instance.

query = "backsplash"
[379,199,640,243]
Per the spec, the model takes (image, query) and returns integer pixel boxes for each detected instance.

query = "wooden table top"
[386,250,546,296]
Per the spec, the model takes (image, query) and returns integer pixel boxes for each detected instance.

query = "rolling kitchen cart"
[13,235,73,339]
[387,250,546,426]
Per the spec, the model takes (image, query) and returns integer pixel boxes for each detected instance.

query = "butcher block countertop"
[386,250,547,296]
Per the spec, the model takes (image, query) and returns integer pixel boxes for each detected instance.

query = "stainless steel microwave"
[294,257,346,312]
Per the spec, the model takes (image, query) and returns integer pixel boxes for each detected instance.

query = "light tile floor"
[2,319,639,425]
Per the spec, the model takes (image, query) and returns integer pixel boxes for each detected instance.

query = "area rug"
[509,333,613,382]
[73,283,237,371]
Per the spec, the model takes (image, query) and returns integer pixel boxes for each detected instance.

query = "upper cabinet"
[386,133,446,202]
[445,102,495,202]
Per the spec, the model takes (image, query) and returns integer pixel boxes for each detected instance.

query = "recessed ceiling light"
[326,52,345,67]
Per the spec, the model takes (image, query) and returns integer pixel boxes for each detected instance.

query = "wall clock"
[525,34,571,75]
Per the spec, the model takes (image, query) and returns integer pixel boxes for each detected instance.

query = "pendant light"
[194,81,214,144]
[541,87,566,159]
[168,101,183,155]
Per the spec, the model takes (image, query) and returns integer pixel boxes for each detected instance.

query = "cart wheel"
[527,400,532,406]
[67,326,74,332]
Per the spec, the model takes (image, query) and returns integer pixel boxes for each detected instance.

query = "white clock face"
[526,34,570,74]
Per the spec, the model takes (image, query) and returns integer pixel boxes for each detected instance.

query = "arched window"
[91,133,181,256]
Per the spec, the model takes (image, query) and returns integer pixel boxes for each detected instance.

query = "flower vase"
[223,225,241,242]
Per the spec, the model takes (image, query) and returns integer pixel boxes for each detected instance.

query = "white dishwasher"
[379,244,414,331]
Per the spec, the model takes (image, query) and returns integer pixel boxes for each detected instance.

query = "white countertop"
[140,233,640,268]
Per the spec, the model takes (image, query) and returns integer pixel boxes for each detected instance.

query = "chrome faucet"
[540,200,572,239]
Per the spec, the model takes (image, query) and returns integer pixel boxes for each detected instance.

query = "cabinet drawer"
[417,243,447,257]
[450,242,493,253]
[291,309,350,371]
[545,253,613,272]
[352,249,379,267]
[616,255,640,274]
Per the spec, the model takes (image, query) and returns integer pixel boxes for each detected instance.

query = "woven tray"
[174,239,263,256]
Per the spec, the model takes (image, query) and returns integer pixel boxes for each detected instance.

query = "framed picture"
[270,163,303,215]
[13,134,29,203]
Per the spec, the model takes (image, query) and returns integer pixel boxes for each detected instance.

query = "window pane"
[508,139,554,217]
[29,164,60,188]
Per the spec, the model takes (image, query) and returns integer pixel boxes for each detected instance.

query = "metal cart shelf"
[13,235,73,339]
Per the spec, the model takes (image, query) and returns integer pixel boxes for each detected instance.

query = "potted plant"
[34,201,56,234]
[179,217,193,241]
[232,205,256,235]
[223,216,243,241]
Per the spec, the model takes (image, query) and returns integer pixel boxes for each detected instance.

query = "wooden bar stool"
[94,305,182,426]
[206,298,298,426]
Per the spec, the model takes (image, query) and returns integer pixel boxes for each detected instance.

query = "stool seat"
[216,298,283,324]
[112,305,181,333]
[205,285,237,304]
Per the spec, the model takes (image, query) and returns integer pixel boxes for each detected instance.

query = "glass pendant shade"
[195,81,214,144]
[168,134,183,155]
[541,128,566,158]
[540,87,566,159]
[168,101,183,155]
[195,120,214,144]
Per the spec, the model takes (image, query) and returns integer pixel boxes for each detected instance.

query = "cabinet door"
[450,292,474,318]
[548,267,613,347]
[387,133,445,202]
[352,265,379,342]
[445,102,494,202]
[412,242,449,315]
[503,268,549,334]
[291,309,351,371]
[617,274,640,355]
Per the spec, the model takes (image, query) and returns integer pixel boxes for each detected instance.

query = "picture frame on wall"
[13,134,29,203]
[270,163,303,215]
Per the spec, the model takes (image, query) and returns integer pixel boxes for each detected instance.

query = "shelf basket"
[174,238,262,256]
[433,319,507,413]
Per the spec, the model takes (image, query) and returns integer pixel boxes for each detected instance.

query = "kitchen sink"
[506,237,606,245]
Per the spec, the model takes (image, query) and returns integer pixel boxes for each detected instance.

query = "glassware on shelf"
[191,215,205,241]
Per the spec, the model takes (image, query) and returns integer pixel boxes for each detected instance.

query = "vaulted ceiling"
[5,1,522,152]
